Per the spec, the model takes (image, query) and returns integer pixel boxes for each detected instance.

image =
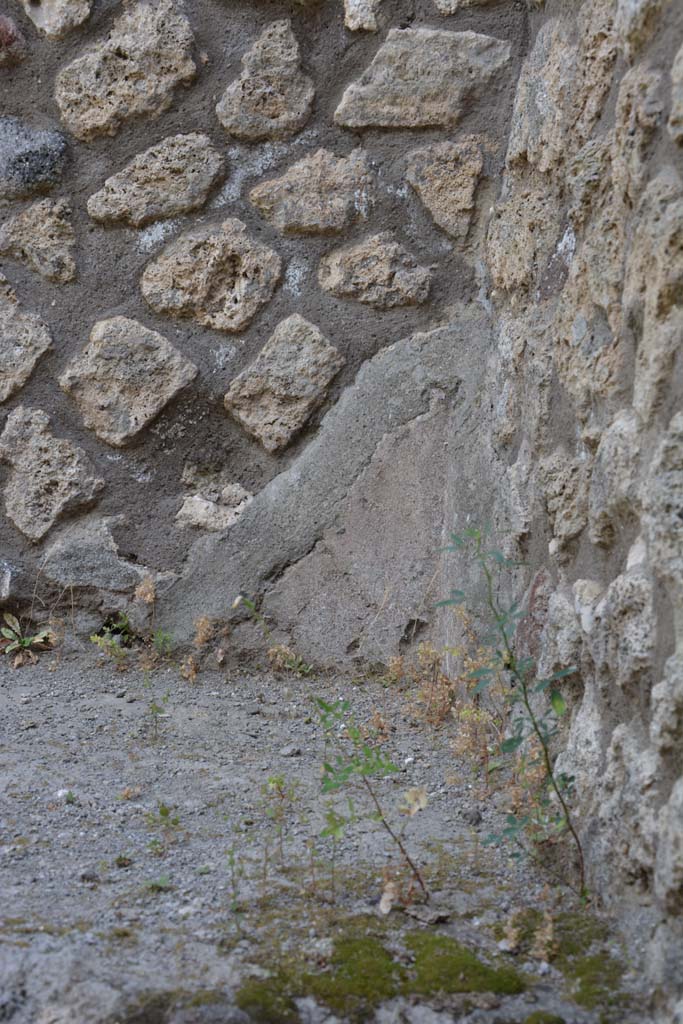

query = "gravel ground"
[0,649,650,1023]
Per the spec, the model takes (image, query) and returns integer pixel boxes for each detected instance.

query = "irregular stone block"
[43,517,148,591]
[334,28,510,129]
[59,316,198,448]
[567,137,612,229]
[486,178,563,293]
[650,655,683,754]
[642,411,683,588]
[669,43,683,144]
[176,484,253,531]
[655,776,683,913]
[507,5,617,174]
[590,570,656,694]
[318,233,431,309]
[0,275,53,403]
[0,117,68,200]
[612,65,663,205]
[249,148,373,235]
[140,218,281,333]
[615,0,671,61]
[595,723,660,886]
[538,449,588,544]
[405,138,483,240]
[344,0,380,30]
[55,0,196,141]
[224,314,344,452]
[588,409,642,546]
[623,172,683,421]
[553,203,625,416]
[0,15,26,65]
[87,134,226,228]
[216,20,314,141]
[0,406,104,541]
[19,0,91,38]
[0,199,76,283]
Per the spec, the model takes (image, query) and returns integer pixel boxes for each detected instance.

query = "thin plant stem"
[360,776,428,898]
[476,536,586,896]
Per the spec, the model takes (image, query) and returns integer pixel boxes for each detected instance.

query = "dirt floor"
[0,646,651,1023]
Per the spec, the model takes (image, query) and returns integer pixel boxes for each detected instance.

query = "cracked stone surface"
[19,0,91,38]
[216,20,314,141]
[59,317,198,448]
[405,138,484,240]
[0,407,104,542]
[54,0,196,141]
[335,28,511,129]
[159,312,487,640]
[0,199,76,283]
[140,218,282,333]
[0,117,68,200]
[249,148,373,235]
[224,314,344,452]
[87,134,226,228]
[318,233,431,309]
[43,516,150,592]
[0,275,53,403]
[0,15,26,65]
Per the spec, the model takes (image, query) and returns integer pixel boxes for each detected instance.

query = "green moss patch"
[234,921,529,1023]
[236,932,402,1023]
[405,933,526,996]
[524,1013,566,1024]
[554,911,627,1017]
[303,935,401,1016]
[235,975,300,1024]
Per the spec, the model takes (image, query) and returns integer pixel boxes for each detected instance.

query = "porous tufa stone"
[216,20,314,141]
[0,406,104,542]
[344,0,380,31]
[538,449,589,545]
[87,134,226,228]
[140,218,281,334]
[0,199,76,283]
[0,276,53,403]
[318,233,431,309]
[224,314,344,452]
[405,138,483,240]
[335,28,510,129]
[54,0,196,141]
[176,484,253,531]
[59,317,198,447]
[249,148,373,235]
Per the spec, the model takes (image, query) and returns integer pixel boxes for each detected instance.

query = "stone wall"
[1,0,682,1015]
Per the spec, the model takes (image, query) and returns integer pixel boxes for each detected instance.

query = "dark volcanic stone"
[0,16,26,66]
[0,117,68,199]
